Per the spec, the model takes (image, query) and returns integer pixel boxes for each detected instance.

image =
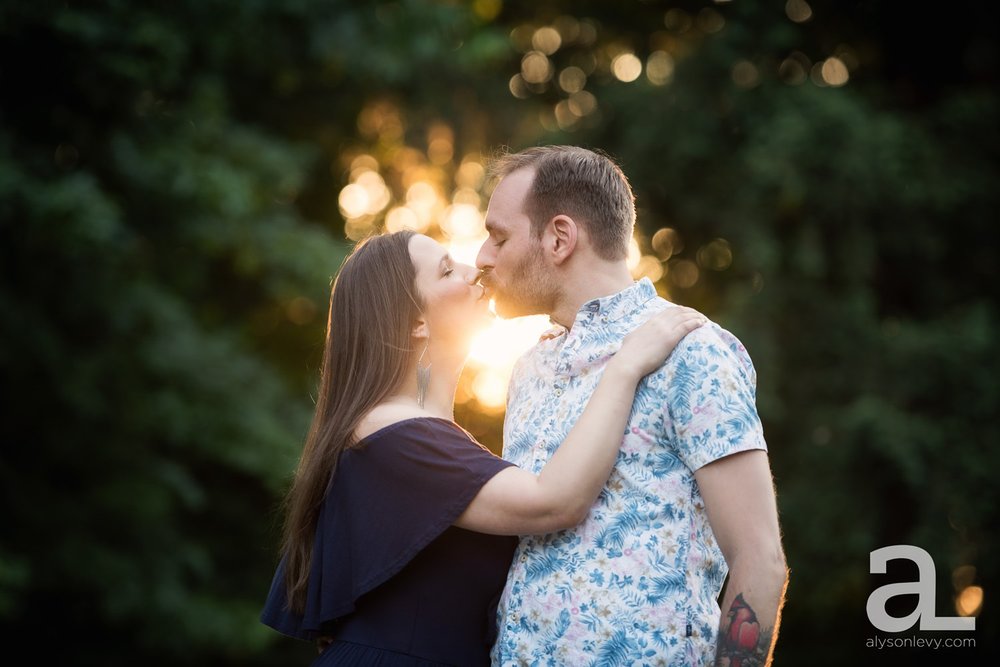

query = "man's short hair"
[489,146,635,261]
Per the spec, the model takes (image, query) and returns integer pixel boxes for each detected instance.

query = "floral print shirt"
[492,279,767,667]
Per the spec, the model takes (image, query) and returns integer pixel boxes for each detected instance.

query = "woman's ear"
[411,315,430,342]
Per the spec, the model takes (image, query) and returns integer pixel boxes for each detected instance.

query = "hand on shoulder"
[610,306,706,379]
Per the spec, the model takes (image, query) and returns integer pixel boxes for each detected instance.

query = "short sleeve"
[663,324,767,471]
[260,417,514,640]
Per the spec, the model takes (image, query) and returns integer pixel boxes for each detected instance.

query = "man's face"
[476,168,556,319]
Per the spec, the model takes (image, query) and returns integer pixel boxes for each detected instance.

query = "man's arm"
[694,449,789,667]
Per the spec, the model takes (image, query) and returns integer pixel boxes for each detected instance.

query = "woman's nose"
[462,264,483,284]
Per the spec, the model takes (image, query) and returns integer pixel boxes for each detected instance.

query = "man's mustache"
[476,271,496,290]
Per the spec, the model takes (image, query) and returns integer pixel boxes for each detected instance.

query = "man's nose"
[475,240,493,271]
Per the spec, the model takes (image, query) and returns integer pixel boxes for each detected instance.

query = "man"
[476,146,788,666]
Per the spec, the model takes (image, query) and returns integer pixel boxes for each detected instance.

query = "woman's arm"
[454,306,705,535]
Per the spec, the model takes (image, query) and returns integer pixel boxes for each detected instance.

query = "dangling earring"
[416,341,432,409]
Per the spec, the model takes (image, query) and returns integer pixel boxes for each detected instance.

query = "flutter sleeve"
[260,417,514,640]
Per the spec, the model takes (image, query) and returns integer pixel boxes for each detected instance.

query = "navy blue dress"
[261,417,518,666]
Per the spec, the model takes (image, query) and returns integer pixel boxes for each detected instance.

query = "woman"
[261,230,704,665]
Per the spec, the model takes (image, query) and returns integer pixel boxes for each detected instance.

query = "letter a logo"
[867,545,975,632]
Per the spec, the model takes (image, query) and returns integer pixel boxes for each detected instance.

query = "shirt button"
[554,387,563,396]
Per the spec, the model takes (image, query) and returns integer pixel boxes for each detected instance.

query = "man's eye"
[495,239,506,247]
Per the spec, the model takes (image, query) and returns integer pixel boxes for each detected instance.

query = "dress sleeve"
[662,324,768,471]
[260,418,514,640]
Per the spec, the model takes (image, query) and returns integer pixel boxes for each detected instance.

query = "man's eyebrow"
[485,220,502,234]
[438,254,451,270]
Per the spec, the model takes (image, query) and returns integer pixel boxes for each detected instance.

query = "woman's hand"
[455,304,707,536]
[610,306,706,380]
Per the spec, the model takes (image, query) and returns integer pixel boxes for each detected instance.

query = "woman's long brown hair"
[280,230,423,613]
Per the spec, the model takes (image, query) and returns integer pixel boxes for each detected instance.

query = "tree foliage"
[1,0,996,663]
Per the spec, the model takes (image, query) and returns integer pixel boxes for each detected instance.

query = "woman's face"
[409,234,492,345]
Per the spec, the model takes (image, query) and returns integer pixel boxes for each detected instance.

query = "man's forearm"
[714,561,789,667]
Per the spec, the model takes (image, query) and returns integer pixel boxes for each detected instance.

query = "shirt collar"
[546,278,658,333]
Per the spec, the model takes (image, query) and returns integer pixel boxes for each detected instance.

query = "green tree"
[2,0,996,664]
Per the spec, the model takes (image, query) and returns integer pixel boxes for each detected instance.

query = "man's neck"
[549,263,634,329]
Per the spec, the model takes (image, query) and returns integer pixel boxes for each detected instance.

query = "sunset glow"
[337,108,710,411]
[464,315,553,408]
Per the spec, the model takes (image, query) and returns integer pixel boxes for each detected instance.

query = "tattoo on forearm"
[716,593,773,667]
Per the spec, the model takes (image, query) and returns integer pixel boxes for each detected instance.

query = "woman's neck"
[387,343,467,421]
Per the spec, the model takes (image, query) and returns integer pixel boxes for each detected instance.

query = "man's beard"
[489,245,556,319]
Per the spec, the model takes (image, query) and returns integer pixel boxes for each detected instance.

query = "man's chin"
[492,296,541,320]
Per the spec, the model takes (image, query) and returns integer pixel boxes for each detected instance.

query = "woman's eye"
[443,268,454,277]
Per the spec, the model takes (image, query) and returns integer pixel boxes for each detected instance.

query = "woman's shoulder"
[354,404,454,444]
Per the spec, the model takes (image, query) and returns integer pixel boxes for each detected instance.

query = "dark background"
[1,1,996,663]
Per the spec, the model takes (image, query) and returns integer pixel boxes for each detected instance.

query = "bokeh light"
[696,238,734,271]
[354,170,391,215]
[338,183,369,220]
[956,585,983,617]
[509,25,533,53]
[612,53,643,82]
[696,8,726,33]
[670,258,700,288]
[350,153,379,176]
[554,100,578,130]
[509,73,530,98]
[646,51,675,85]
[634,255,665,282]
[286,296,317,325]
[453,187,481,207]
[441,203,484,239]
[652,227,683,258]
[664,9,692,33]
[820,57,850,86]
[553,15,580,43]
[810,61,828,86]
[577,19,598,46]
[532,27,562,55]
[472,0,502,22]
[779,53,810,85]
[567,90,597,117]
[732,60,760,88]
[785,0,813,23]
[357,102,404,141]
[427,124,455,165]
[385,206,425,233]
[456,159,486,189]
[573,51,598,75]
[407,181,444,228]
[522,51,554,84]
[558,66,587,93]
[833,44,860,71]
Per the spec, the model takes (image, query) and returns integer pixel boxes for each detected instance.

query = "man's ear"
[546,214,578,265]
